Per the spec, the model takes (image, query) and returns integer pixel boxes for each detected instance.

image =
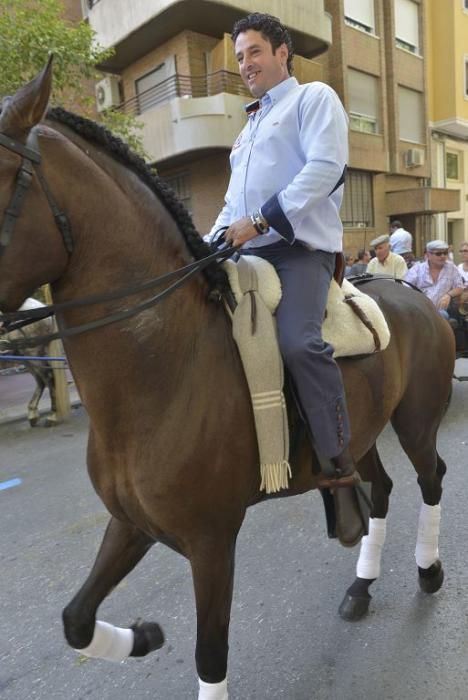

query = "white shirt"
[457,263,468,285]
[389,228,413,255]
[367,252,407,279]
[207,78,349,252]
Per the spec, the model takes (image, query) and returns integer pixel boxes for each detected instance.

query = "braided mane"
[47,107,228,293]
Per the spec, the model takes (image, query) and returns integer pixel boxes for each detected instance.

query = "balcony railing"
[118,70,250,116]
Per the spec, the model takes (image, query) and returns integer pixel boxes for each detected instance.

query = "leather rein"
[0,128,235,349]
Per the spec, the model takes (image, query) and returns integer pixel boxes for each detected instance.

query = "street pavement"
[0,361,468,699]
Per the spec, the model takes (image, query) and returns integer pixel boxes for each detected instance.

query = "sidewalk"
[0,370,81,425]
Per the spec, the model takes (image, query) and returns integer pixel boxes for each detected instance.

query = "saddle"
[224,253,375,544]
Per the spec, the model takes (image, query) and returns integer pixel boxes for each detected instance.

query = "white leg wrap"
[356,517,387,580]
[75,620,134,662]
[198,678,228,700]
[415,503,441,569]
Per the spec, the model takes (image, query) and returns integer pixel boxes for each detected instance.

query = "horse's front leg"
[63,516,164,661]
[190,530,238,700]
[339,444,393,621]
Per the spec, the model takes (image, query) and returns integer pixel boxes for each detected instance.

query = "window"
[135,57,176,114]
[165,172,192,214]
[395,0,420,54]
[341,170,374,228]
[399,86,424,143]
[348,69,380,134]
[464,0,468,10]
[446,152,461,180]
[344,0,375,33]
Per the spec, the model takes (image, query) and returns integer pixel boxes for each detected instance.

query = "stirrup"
[317,470,361,490]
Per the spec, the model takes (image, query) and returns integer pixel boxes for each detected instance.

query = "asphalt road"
[1,364,468,700]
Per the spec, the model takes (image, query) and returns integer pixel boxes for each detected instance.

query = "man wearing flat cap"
[366,234,407,279]
[404,239,464,319]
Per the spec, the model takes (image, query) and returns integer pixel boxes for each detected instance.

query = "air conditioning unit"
[95,76,120,112]
[356,222,367,228]
[405,148,425,168]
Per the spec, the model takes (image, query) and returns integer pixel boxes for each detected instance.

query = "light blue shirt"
[207,77,349,252]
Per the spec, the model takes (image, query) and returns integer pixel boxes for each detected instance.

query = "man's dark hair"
[390,220,402,229]
[357,249,367,261]
[231,13,294,75]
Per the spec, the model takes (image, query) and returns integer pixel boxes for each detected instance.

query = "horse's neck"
[46,132,226,426]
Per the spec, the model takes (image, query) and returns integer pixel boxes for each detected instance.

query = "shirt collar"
[245,77,299,116]
[262,76,299,107]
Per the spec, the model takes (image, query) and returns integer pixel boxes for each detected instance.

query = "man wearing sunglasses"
[404,239,464,320]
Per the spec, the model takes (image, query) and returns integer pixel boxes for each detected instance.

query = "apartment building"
[82,0,458,253]
[82,0,328,233]
[427,0,468,262]
[323,0,459,254]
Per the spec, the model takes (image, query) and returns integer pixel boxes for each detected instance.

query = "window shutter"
[395,0,419,51]
[399,87,424,143]
[344,0,375,31]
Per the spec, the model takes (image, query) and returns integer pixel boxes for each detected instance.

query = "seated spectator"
[457,242,468,285]
[344,254,354,276]
[348,249,370,276]
[389,220,413,256]
[404,239,464,321]
[367,235,407,279]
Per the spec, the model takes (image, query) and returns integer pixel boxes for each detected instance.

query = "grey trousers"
[242,240,350,458]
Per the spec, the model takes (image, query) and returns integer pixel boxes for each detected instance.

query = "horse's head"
[0,58,69,311]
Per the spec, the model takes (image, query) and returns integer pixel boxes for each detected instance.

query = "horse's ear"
[0,55,53,137]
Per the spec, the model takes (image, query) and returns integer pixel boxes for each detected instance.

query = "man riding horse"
[206,12,364,544]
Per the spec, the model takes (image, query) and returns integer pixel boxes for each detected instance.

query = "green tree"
[0,0,147,158]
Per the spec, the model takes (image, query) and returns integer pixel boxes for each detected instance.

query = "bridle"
[0,129,73,257]
[0,127,235,348]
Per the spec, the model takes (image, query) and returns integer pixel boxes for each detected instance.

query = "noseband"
[0,129,73,256]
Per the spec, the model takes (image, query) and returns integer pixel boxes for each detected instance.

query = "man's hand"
[438,293,451,310]
[225,217,259,248]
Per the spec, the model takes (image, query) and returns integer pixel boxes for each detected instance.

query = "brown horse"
[0,63,455,699]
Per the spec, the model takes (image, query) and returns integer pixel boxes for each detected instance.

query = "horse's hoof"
[29,416,39,427]
[418,560,444,594]
[338,593,371,621]
[44,418,58,428]
[130,621,164,657]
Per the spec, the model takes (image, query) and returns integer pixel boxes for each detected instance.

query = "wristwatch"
[250,209,270,235]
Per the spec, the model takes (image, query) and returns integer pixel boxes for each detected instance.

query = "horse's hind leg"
[27,368,45,426]
[392,407,446,595]
[190,531,237,700]
[339,444,393,621]
[43,367,58,427]
[63,516,163,661]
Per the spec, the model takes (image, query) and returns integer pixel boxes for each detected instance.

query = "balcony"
[84,0,332,72]
[118,70,251,164]
[120,70,249,116]
[385,187,460,216]
[432,118,468,140]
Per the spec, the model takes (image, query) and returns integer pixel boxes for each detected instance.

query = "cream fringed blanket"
[229,257,291,494]
[224,256,391,494]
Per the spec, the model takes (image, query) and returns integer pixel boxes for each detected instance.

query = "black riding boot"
[319,447,369,548]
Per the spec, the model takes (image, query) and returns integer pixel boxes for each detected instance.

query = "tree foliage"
[0,0,147,158]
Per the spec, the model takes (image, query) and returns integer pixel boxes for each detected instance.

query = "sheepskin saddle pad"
[223,256,390,357]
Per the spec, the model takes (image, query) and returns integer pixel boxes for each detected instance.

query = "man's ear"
[278,43,289,68]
